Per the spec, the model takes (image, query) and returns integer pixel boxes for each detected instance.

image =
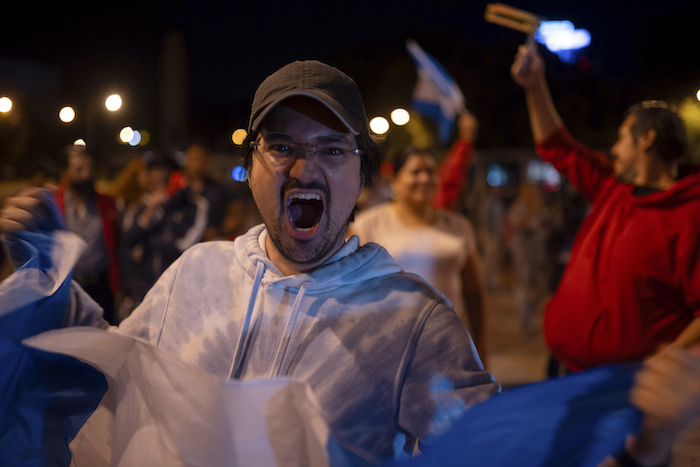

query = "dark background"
[1,0,699,170]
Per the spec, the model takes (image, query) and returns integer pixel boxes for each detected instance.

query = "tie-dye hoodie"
[67,224,499,461]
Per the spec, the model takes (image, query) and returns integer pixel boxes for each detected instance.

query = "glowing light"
[527,159,561,191]
[129,130,142,147]
[369,116,389,135]
[535,20,591,52]
[119,126,134,143]
[696,89,700,102]
[391,108,410,126]
[0,97,12,113]
[140,130,150,145]
[232,128,248,145]
[231,166,247,182]
[74,139,87,147]
[59,106,75,123]
[486,164,509,187]
[105,94,122,111]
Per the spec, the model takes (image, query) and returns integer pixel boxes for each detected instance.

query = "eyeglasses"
[252,136,362,170]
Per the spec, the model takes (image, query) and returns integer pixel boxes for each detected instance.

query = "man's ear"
[639,128,657,152]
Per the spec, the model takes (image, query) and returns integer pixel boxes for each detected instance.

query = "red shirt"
[537,128,700,371]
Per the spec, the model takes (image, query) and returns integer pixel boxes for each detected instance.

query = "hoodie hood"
[631,164,700,207]
[234,224,402,293]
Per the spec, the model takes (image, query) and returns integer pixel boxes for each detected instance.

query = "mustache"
[281,179,329,199]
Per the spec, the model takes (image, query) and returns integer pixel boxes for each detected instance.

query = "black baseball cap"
[248,60,368,136]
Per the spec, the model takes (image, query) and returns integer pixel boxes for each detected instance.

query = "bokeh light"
[0,97,12,113]
[391,108,410,126]
[232,128,248,145]
[129,130,142,147]
[231,166,247,182]
[696,88,700,102]
[73,139,87,147]
[370,116,389,135]
[59,106,75,123]
[119,126,134,143]
[140,130,151,145]
[105,94,122,111]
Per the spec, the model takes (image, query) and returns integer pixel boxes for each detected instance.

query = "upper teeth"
[289,193,321,201]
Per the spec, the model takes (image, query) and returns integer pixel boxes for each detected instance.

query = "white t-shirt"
[350,203,478,324]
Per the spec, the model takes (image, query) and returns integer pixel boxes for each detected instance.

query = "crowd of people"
[7,140,258,324]
[1,43,699,466]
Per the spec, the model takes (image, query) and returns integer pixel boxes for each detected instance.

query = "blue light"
[535,20,591,53]
[486,164,509,187]
[231,166,247,182]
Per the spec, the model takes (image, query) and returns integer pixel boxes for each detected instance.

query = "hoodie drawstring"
[270,281,309,377]
[228,262,266,379]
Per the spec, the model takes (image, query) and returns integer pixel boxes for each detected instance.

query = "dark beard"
[69,180,96,200]
[267,212,353,268]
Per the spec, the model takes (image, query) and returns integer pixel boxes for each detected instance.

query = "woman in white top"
[349,145,487,361]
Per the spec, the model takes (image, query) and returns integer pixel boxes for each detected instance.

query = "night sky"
[2,0,699,160]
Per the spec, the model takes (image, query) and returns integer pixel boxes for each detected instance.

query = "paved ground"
[483,288,550,389]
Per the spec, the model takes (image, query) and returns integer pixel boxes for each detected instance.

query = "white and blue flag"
[406,39,466,145]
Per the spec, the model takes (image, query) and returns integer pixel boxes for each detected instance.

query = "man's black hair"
[625,101,689,163]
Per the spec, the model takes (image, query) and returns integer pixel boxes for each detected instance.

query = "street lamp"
[0,97,12,113]
[105,94,122,112]
[59,106,75,123]
[391,108,410,126]
[370,116,389,135]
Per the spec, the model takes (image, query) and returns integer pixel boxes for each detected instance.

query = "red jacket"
[537,128,700,371]
[54,184,120,296]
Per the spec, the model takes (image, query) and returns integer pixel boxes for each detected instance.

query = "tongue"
[288,203,320,229]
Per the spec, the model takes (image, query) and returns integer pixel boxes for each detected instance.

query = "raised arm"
[511,44,563,144]
[433,111,477,210]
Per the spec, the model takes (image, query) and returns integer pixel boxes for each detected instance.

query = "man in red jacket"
[54,146,120,324]
[511,45,700,373]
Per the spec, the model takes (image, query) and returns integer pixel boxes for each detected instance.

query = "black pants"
[74,270,117,325]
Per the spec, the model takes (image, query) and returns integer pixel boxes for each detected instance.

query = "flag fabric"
[387,362,642,467]
[0,190,107,467]
[25,329,347,467]
[0,190,368,467]
[406,40,466,145]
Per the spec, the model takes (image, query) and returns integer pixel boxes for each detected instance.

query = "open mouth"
[286,193,324,231]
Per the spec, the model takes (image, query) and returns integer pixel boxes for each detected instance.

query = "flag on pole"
[406,40,466,145]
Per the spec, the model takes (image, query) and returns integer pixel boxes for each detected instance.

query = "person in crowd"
[120,153,192,306]
[506,182,552,336]
[349,139,487,362]
[53,145,120,324]
[0,60,498,460]
[177,140,229,241]
[478,184,507,291]
[111,158,150,318]
[511,44,700,373]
